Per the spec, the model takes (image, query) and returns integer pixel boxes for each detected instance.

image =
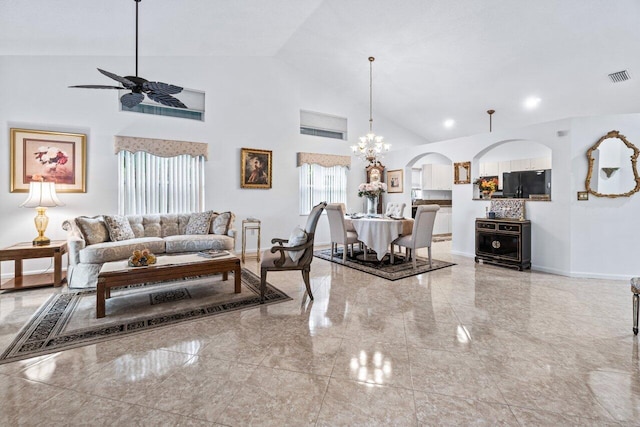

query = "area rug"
[0,269,290,365]
[314,248,455,280]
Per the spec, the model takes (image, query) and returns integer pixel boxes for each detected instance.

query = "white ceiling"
[2,0,640,142]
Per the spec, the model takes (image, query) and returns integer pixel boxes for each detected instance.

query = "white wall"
[479,140,551,163]
[0,55,428,277]
[384,114,640,280]
[569,114,640,279]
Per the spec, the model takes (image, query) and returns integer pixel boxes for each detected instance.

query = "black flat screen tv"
[502,169,551,198]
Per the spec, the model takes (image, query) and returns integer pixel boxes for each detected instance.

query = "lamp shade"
[20,182,64,208]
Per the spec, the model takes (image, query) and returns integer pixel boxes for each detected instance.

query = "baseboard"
[566,271,633,281]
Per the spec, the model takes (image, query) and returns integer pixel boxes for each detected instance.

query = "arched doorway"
[407,152,453,238]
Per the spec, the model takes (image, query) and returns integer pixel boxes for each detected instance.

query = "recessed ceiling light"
[524,96,541,109]
[444,119,455,128]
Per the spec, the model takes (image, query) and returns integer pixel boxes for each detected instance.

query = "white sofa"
[62,212,236,288]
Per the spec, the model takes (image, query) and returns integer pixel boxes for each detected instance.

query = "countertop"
[413,199,452,207]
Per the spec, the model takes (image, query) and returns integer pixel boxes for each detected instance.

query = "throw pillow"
[186,211,214,235]
[211,211,232,235]
[103,215,135,242]
[75,216,110,245]
[287,226,308,263]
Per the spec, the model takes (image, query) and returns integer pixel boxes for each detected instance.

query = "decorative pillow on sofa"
[186,211,214,235]
[103,215,135,242]
[287,226,308,262]
[75,216,110,245]
[211,212,232,235]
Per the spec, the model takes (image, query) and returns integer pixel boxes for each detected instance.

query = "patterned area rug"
[314,248,455,280]
[0,269,290,365]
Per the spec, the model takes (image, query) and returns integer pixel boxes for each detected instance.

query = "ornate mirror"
[454,161,471,184]
[586,130,640,198]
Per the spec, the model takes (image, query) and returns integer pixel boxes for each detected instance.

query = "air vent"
[608,70,630,83]
[300,110,347,140]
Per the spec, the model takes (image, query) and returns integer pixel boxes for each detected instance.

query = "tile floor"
[0,241,638,426]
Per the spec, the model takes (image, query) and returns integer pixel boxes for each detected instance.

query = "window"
[299,164,348,214]
[119,88,205,121]
[300,110,347,140]
[118,151,205,215]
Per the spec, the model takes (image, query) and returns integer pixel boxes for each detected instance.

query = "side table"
[241,219,261,263]
[0,240,68,290]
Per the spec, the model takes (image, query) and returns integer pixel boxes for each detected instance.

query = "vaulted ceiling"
[2,0,639,142]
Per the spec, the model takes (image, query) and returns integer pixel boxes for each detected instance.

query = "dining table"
[345,216,414,261]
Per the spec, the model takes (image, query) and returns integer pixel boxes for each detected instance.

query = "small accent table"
[241,219,261,263]
[0,240,68,290]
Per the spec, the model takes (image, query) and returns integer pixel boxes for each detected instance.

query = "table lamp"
[20,181,64,246]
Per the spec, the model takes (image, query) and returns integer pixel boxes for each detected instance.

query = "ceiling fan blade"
[69,84,125,89]
[143,81,183,95]
[146,91,187,108]
[98,68,136,88]
[120,92,145,108]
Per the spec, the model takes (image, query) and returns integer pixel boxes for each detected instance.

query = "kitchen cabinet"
[422,164,452,190]
[509,158,531,172]
[530,156,552,170]
[411,168,422,189]
[475,218,531,271]
[479,162,499,177]
[433,206,452,234]
[479,157,551,183]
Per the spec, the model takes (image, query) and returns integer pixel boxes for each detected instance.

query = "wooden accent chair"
[260,202,327,303]
[325,203,360,261]
[391,204,439,269]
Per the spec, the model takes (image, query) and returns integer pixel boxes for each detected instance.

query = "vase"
[482,190,491,199]
[366,196,378,215]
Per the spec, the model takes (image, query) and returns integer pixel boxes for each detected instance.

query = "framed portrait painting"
[240,148,272,189]
[387,169,404,193]
[10,128,86,193]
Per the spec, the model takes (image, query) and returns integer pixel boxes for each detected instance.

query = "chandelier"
[351,57,390,165]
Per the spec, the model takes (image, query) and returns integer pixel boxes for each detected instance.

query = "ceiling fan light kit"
[70,0,187,109]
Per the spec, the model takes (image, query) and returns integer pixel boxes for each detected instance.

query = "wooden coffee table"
[96,253,241,318]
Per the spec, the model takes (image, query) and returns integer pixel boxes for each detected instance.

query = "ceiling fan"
[70,0,187,109]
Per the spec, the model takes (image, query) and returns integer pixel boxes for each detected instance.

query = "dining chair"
[325,203,360,261]
[391,204,439,269]
[385,202,406,218]
[260,201,327,303]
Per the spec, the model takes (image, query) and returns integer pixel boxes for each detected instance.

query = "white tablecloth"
[351,218,404,261]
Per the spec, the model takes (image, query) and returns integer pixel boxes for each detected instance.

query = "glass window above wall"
[300,110,347,140]
[119,88,205,121]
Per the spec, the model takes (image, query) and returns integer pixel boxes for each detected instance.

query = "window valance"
[114,136,208,160]
[297,152,351,169]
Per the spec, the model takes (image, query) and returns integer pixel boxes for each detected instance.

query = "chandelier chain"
[369,56,374,133]
[350,56,391,165]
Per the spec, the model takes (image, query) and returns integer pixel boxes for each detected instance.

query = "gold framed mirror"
[454,161,471,184]
[585,130,640,198]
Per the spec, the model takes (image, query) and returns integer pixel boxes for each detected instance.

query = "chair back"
[326,203,347,243]
[386,202,406,217]
[297,202,327,266]
[412,205,440,248]
[304,201,327,234]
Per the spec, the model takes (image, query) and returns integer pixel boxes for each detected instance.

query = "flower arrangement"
[34,146,68,171]
[128,249,157,267]
[474,177,498,193]
[358,181,387,198]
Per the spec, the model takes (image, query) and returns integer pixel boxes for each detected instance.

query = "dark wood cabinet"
[475,218,531,271]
